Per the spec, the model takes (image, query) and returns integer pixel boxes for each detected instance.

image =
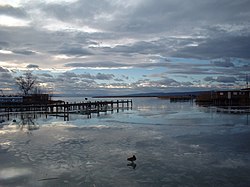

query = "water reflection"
[0,98,250,186]
[199,105,250,126]
[0,167,32,180]
[13,114,40,132]
[127,162,137,169]
[247,113,249,125]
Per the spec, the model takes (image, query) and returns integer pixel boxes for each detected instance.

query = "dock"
[158,95,195,102]
[0,99,132,121]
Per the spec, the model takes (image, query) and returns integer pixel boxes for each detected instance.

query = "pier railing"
[0,99,132,121]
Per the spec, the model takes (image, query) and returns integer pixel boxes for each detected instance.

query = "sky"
[0,0,250,96]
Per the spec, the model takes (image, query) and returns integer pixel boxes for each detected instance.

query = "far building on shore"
[0,94,63,106]
[196,88,250,106]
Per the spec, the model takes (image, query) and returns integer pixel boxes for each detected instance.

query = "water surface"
[0,98,250,186]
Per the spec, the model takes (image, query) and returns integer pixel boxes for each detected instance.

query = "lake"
[0,97,250,187]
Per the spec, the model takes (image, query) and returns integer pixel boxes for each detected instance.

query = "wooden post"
[67,103,69,121]
[7,107,10,120]
[56,104,58,118]
[33,105,36,119]
[97,102,100,117]
[64,102,66,121]
[105,103,107,115]
[87,101,91,118]
[111,101,113,113]
[117,100,119,113]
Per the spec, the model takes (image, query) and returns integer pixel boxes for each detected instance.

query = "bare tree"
[15,72,37,95]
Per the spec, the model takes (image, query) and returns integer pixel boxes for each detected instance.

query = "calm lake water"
[0,97,250,187]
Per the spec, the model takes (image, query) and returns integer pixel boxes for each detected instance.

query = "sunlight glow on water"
[0,98,250,186]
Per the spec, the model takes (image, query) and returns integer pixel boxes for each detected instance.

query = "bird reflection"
[127,162,136,169]
[127,155,137,169]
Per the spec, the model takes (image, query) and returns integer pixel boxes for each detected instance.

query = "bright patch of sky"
[0,15,30,27]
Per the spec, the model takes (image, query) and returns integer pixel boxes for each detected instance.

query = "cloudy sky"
[0,0,250,96]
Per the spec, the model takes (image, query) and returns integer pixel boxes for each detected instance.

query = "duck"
[127,155,136,162]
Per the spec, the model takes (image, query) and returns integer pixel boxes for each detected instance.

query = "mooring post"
[111,101,114,113]
[33,105,36,119]
[56,103,58,117]
[97,102,100,117]
[7,107,10,120]
[67,102,69,121]
[63,102,66,121]
[117,100,119,113]
[122,100,124,111]
[44,104,47,119]
[88,101,91,118]
[105,103,107,115]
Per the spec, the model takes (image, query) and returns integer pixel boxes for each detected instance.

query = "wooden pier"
[158,95,195,102]
[0,99,132,121]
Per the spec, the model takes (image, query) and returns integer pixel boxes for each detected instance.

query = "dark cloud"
[105,41,165,55]
[110,0,250,35]
[0,5,27,18]
[58,71,114,82]
[0,66,9,72]
[211,58,235,67]
[114,78,124,82]
[1,0,250,95]
[61,72,78,79]
[39,73,53,78]
[0,72,14,83]
[64,61,125,68]
[132,77,181,88]
[65,59,172,69]
[79,73,93,79]
[26,64,39,69]
[216,76,237,83]
[41,0,118,33]
[56,46,93,57]
[12,49,36,55]
[159,77,180,86]
[204,76,214,82]
[95,73,114,80]
[54,73,98,93]
[204,76,237,83]
[0,41,9,47]
[174,35,250,59]
[37,0,250,35]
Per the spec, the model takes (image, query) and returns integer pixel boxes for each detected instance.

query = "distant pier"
[0,99,132,121]
[158,95,195,102]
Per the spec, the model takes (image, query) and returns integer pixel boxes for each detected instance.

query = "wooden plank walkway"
[0,99,132,121]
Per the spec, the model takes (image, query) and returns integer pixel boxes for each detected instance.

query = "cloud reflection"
[0,167,32,180]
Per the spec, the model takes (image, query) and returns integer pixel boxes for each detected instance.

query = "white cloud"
[41,18,102,33]
[43,0,78,3]
[0,50,12,54]
[0,15,30,27]
[0,0,22,7]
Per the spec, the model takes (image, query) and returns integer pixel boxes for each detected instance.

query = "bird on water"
[127,155,136,162]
